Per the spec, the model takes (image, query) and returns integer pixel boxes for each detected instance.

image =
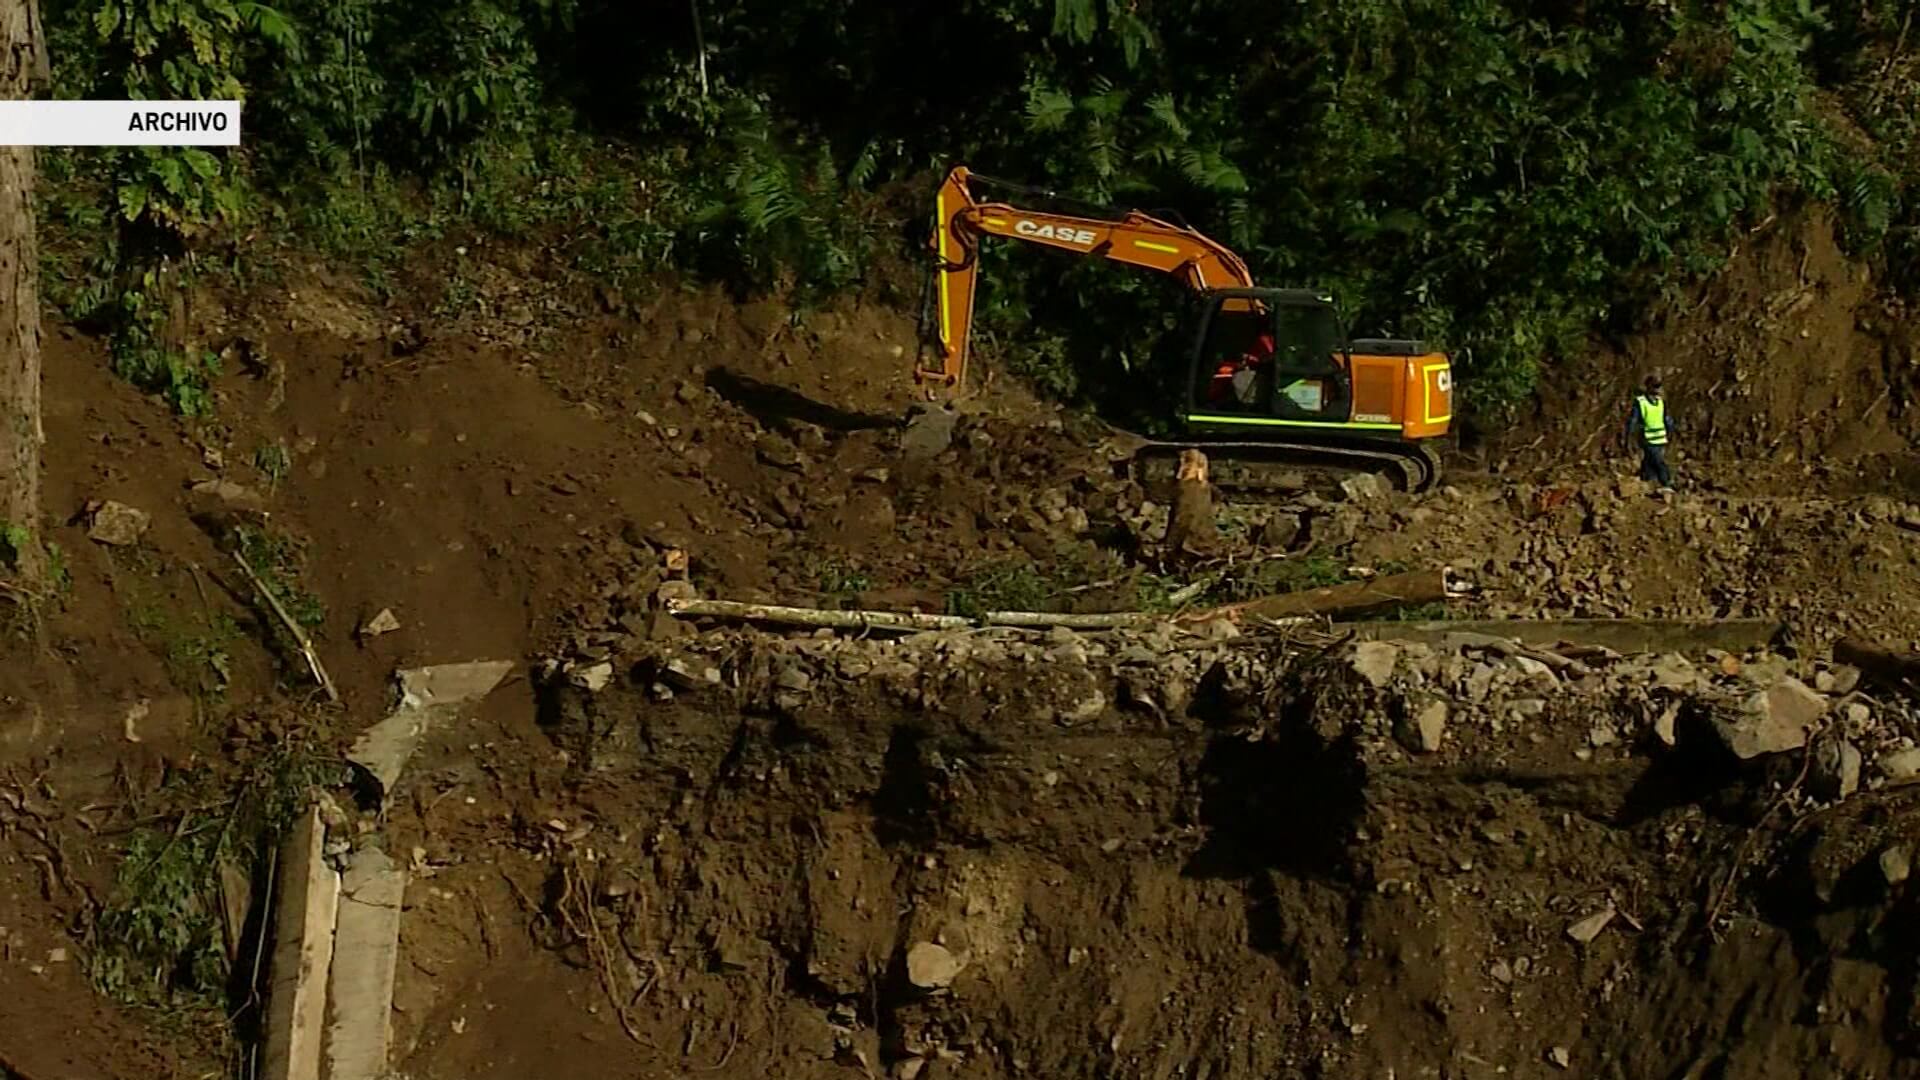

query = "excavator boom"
[921,165,1255,387]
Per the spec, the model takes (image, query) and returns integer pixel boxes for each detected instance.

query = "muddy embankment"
[361,620,1920,1080]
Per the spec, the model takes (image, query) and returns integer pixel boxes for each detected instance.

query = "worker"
[1209,331,1275,405]
[1625,374,1674,489]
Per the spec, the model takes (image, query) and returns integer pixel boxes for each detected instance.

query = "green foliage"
[1209,555,1355,606]
[35,0,1920,419]
[129,601,240,697]
[0,524,70,598]
[0,523,29,568]
[945,559,1059,619]
[86,743,346,1015]
[252,441,291,490]
[233,523,325,630]
[815,560,873,610]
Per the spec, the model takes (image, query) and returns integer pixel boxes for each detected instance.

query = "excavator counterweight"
[918,165,1452,496]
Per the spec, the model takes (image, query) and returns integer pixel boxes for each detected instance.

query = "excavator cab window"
[1191,296,1351,424]
[1268,301,1351,422]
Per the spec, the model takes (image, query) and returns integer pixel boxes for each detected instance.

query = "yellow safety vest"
[1637,395,1667,446]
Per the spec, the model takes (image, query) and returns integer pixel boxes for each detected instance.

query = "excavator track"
[1126,438,1442,500]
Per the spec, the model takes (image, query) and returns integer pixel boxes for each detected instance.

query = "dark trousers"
[1639,443,1672,488]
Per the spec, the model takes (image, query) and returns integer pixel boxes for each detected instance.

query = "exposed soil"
[5,210,1920,1079]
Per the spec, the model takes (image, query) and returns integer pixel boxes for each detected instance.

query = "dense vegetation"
[34,0,1920,421]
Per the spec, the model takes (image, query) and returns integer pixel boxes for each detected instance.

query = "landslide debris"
[368,621,1920,1079]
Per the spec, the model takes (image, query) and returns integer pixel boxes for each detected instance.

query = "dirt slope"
[1512,209,1920,495]
[4,217,1920,1080]
[360,626,1920,1080]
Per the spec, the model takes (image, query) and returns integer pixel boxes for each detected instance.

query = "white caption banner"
[0,100,242,146]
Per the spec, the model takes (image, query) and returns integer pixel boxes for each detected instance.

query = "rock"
[358,608,402,639]
[656,580,699,606]
[661,658,723,691]
[86,500,150,546]
[1547,1046,1572,1069]
[774,663,812,693]
[1653,703,1680,747]
[1879,748,1920,783]
[1464,663,1496,703]
[1511,655,1557,684]
[901,407,958,461]
[568,661,614,693]
[396,661,517,711]
[1351,642,1400,688]
[1815,666,1862,695]
[1812,738,1863,800]
[1062,689,1107,725]
[1649,655,1700,692]
[1714,677,1826,760]
[1882,846,1912,886]
[1398,699,1448,754]
[191,478,267,510]
[1566,909,1615,944]
[755,435,804,470]
[905,942,962,990]
[1340,473,1388,503]
[1255,513,1302,550]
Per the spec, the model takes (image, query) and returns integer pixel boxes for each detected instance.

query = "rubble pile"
[548,610,1920,801]
[506,616,1920,1079]
[1319,632,1920,795]
[1339,478,1920,646]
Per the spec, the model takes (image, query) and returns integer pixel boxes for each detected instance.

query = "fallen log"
[1209,568,1448,623]
[665,598,1162,632]
[1833,638,1920,690]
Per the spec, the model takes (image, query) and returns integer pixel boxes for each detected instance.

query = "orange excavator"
[917,165,1452,494]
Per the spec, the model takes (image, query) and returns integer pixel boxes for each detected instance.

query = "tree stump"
[1164,449,1218,560]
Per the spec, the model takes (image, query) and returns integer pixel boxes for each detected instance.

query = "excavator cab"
[1185,289,1354,428]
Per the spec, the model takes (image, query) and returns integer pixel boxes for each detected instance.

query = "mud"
[5,204,1920,1079]
[329,626,1920,1080]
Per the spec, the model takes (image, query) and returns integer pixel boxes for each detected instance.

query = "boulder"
[1811,738,1863,800]
[1340,473,1388,503]
[1882,846,1911,886]
[1351,642,1400,689]
[905,942,963,990]
[1879,748,1920,783]
[1397,699,1448,754]
[1256,513,1303,550]
[1713,677,1826,760]
[86,500,150,546]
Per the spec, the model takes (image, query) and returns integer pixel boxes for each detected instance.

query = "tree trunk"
[1833,638,1920,691]
[0,0,45,583]
[1212,568,1450,622]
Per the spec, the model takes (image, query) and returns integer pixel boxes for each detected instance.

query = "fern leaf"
[1147,93,1187,138]
[1025,86,1076,131]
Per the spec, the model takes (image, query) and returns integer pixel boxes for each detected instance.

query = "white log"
[665,598,1166,632]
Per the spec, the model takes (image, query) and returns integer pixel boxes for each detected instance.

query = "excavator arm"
[919,164,1258,387]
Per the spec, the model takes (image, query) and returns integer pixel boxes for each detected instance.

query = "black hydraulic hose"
[966,171,1129,222]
